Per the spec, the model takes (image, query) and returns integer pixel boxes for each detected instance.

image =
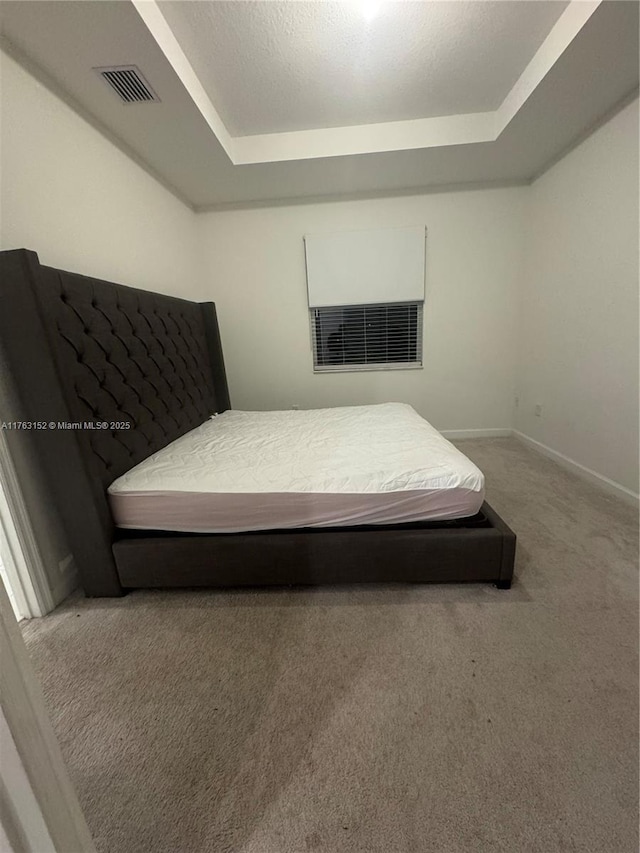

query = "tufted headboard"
[0,249,230,595]
[36,264,225,485]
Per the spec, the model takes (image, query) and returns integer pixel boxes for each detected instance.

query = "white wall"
[199,188,527,433]
[0,49,202,298]
[516,99,639,496]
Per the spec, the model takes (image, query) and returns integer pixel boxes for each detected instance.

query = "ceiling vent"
[95,66,160,104]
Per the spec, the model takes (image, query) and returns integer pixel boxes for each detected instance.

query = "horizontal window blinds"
[311,302,423,372]
[304,226,426,308]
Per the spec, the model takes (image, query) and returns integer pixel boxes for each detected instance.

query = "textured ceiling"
[158,0,568,136]
[0,1,638,207]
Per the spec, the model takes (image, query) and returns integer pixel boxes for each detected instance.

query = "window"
[304,225,426,372]
[311,301,423,372]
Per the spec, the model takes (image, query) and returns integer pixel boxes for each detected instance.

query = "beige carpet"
[22,438,639,853]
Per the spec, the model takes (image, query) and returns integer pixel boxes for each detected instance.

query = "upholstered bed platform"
[0,249,516,596]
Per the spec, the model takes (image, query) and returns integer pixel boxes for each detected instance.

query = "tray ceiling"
[0,0,637,208]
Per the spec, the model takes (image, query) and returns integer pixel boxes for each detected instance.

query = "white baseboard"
[513,430,639,508]
[442,428,513,439]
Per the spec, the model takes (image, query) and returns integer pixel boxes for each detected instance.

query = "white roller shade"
[304,226,426,308]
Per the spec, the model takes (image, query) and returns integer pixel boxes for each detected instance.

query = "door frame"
[0,577,96,851]
[0,431,53,619]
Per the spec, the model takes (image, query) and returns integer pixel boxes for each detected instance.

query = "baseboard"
[513,431,639,508]
[442,428,513,439]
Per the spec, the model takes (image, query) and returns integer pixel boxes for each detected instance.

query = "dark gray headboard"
[36,264,225,485]
[0,249,230,595]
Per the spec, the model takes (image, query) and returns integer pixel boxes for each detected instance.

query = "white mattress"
[108,403,485,533]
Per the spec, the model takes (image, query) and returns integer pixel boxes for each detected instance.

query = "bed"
[0,249,516,596]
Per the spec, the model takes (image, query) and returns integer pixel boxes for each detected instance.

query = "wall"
[0,49,203,607]
[199,188,527,433]
[516,99,639,497]
[0,49,201,298]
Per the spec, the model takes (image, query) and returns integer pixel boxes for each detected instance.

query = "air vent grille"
[95,66,160,103]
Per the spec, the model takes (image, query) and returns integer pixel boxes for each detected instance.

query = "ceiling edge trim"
[0,36,196,213]
[131,0,236,163]
[495,0,602,135]
[193,178,531,214]
[232,112,497,165]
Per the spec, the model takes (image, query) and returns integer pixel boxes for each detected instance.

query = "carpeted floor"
[22,438,639,853]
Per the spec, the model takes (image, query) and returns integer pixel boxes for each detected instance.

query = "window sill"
[313,362,423,374]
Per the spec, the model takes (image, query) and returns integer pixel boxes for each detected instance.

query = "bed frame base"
[112,502,515,592]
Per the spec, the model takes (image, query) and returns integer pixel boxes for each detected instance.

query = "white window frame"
[310,301,424,373]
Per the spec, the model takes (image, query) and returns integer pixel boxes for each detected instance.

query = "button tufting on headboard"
[36,268,219,487]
